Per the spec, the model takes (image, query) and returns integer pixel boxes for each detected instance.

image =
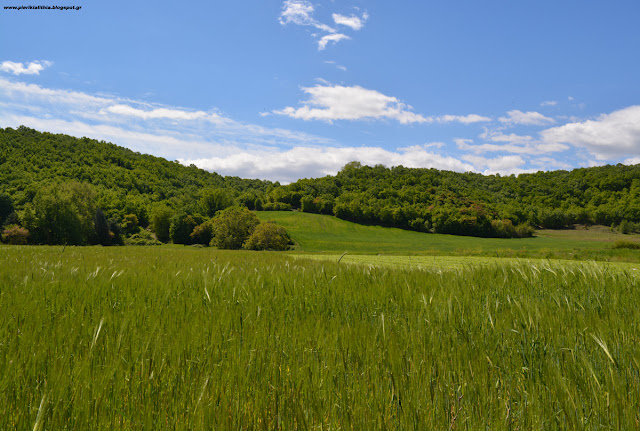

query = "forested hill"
[2,126,640,244]
[0,126,272,211]
[280,161,640,236]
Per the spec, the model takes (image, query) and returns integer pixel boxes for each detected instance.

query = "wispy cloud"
[324,60,347,71]
[541,105,640,160]
[318,34,350,50]
[102,104,226,124]
[279,1,367,50]
[279,0,334,33]
[499,109,555,126]
[332,12,368,30]
[0,60,52,75]
[0,78,333,162]
[540,100,558,107]
[437,114,491,124]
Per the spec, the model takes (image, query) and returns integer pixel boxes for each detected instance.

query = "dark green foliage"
[617,219,640,234]
[22,182,96,245]
[275,162,640,237]
[0,193,13,226]
[211,206,260,249]
[243,221,291,251]
[190,220,214,245]
[170,213,198,245]
[94,209,111,246]
[150,204,173,243]
[108,218,124,245]
[121,213,140,236]
[5,127,640,241]
[0,126,271,220]
[200,188,234,217]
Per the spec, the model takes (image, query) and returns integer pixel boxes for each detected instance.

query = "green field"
[294,253,640,274]
[257,211,640,261]
[2,245,640,429]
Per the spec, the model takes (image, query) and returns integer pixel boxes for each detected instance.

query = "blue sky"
[1,0,639,183]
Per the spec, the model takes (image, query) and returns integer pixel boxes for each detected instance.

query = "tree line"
[2,126,640,244]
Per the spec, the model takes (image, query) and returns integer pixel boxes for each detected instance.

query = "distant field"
[257,211,640,261]
[295,253,640,274]
[2,246,639,429]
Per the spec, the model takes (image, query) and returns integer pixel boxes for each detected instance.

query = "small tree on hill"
[243,222,291,251]
[210,206,259,249]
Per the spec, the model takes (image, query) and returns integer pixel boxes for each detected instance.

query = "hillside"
[0,126,272,212]
[2,126,640,243]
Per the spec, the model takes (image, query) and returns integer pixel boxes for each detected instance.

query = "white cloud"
[182,145,474,183]
[318,33,350,50]
[279,0,335,33]
[541,100,558,107]
[279,1,366,50]
[102,104,226,124]
[541,105,640,160]
[332,12,368,30]
[0,60,52,75]
[624,157,640,165]
[499,110,555,126]
[274,84,430,124]
[437,114,491,124]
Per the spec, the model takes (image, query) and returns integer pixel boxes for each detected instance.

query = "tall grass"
[1,245,639,429]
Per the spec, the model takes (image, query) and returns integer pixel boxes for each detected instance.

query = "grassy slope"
[257,211,640,261]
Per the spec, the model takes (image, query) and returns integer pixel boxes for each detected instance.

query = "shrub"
[124,229,162,246]
[190,220,214,245]
[210,206,260,249]
[515,223,535,238]
[243,222,292,251]
[612,240,640,250]
[2,224,29,245]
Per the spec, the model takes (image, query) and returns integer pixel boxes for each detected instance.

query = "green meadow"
[258,211,640,261]
[2,245,640,429]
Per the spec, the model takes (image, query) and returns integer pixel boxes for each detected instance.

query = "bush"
[515,223,535,238]
[243,222,292,251]
[124,229,162,246]
[1,224,29,245]
[612,240,640,250]
[190,220,214,245]
[210,206,260,249]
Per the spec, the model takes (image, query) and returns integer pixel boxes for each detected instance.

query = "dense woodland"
[2,126,640,245]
